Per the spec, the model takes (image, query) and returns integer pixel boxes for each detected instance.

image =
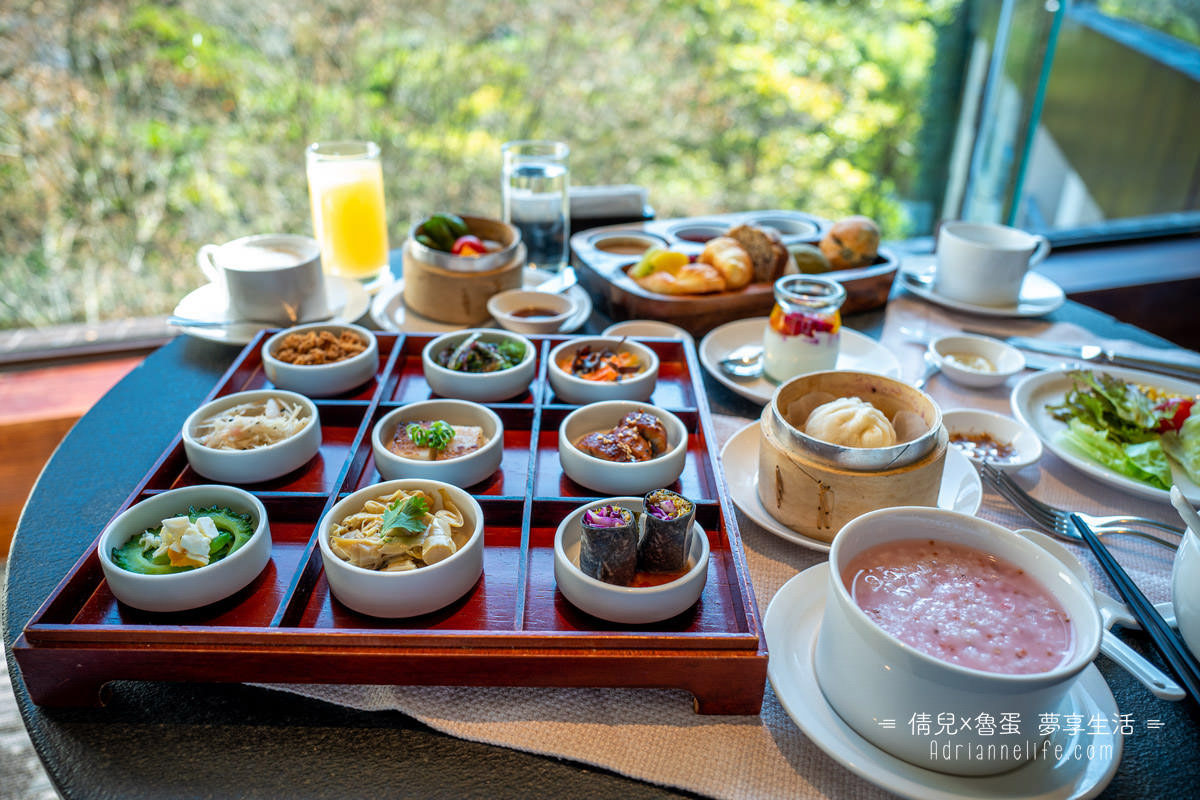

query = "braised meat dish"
[574,410,669,463]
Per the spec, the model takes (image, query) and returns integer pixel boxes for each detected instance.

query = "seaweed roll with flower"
[638,489,695,573]
[579,505,638,586]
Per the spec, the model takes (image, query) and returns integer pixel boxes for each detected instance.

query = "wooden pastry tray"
[571,210,898,335]
[15,333,767,714]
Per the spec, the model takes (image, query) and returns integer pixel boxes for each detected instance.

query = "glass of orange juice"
[306,141,389,288]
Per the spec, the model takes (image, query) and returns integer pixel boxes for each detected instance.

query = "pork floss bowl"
[757,370,946,542]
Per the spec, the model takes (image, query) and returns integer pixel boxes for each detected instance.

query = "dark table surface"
[5,255,1199,799]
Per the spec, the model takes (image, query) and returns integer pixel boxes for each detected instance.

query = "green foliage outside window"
[0,0,961,330]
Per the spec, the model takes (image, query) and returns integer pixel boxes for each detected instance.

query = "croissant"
[634,261,726,295]
[698,237,752,290]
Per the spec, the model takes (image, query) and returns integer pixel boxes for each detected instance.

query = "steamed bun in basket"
[804,396,897,448]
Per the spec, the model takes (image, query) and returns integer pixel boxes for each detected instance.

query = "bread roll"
[698,237,752,290]
[819,216,881,270]
[726,225,788,283]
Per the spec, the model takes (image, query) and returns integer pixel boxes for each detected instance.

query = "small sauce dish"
[929,333,1025,388]
[601,320,694,344]
[942,408,1043,471]
[487,289,576,334]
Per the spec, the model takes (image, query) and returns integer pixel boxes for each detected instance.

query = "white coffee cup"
[934,221,1050,307]
[198,234,329,325]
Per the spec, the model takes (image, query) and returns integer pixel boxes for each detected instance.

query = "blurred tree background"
[0,0,962,330]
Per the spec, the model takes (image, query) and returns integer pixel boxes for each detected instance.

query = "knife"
[995,335,1200,382]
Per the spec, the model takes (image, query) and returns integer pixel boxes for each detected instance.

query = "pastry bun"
[698,237,753,290]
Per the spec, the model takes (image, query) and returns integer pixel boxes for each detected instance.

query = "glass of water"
[501,140,570,273]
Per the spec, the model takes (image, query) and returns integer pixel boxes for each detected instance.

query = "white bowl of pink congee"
[814,507,1101,777]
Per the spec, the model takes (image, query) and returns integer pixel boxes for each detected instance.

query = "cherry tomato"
[451,235,486,256]
[1155,398,1194,432]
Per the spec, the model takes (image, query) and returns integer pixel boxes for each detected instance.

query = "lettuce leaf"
[1055,418,1172,490]
[1162,406,1200,484]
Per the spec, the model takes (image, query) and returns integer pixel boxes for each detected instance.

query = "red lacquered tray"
[15,333,766,713]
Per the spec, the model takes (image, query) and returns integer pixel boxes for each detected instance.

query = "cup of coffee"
[934,221,1050,307]
[198,234,329,325]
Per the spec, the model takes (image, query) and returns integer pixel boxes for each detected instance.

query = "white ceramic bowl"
[182,389,321,484]
[261,322,378,397]
[422,329,536,402]
[487,289,576,334]
[318,478,484,618]
[601,320,694,344]
[554,497,709,624]
[1172,525,1200,660]
[97,485,271,613]
[558,401,687,495]
[547,337,659,405]
[941,408,1043,472]
[815,507,1102,776]
[929,334,1025,388]
[371,399,503,488]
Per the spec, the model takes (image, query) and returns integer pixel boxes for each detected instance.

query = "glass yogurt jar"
[762,275,846,383]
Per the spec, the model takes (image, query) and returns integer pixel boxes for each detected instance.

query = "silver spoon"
[718,345,765,379]
[912,350,940,390]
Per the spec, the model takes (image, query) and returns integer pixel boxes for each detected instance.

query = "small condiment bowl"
[942,408,1042,472]
[318,478,484,618]
[929,333,1025,388]
[601,320,694,344]
[554,497,710,624]
[547,337,659,405]
[816,507,1102,776]
[558,401,687,495]
[262,322,379,397]
[487,289,576,334]
[422,328,536,402]
[182,389,321,484]
[97,485,272,613]
[371,399,503,488]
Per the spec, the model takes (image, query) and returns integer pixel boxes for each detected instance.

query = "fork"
[979,462,1183,550]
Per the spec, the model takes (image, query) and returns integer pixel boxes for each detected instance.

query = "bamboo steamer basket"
[757,370,947,543]
[403,216,525,325]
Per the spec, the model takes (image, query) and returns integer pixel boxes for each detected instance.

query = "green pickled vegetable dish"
[435,332,525,373]
[111,505,255,575]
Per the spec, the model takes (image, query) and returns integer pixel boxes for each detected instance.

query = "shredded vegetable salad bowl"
[421,328,537,402]
[317,478,485,618]
[182,389,321,484]
[98,485,272,612]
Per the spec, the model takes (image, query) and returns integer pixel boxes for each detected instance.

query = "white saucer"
[172,275,370,345]
[899,255,1065,318]
[699,318,902,405]
[719,421,982,552]
[370,267,592,334]
[764,563,1122,800]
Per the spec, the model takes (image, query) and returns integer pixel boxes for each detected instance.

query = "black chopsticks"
[1071,513,1200,705]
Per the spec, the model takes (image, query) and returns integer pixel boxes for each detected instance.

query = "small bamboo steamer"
[757,371,947,543]
[403,216,525,325]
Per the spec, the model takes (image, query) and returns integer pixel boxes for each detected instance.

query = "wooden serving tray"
[15,333,766,714]
[571,210,898,336]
